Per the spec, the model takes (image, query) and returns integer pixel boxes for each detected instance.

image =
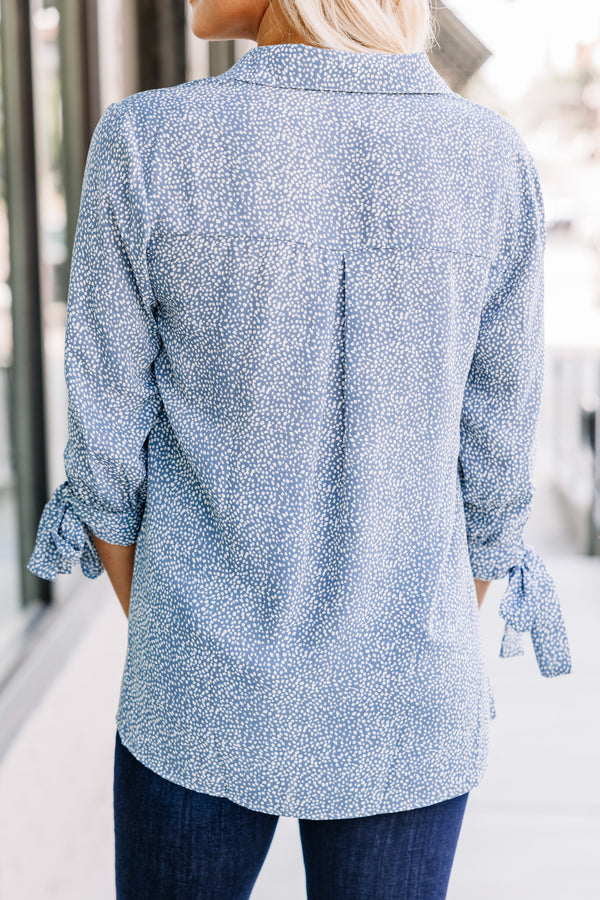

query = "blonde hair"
[273,0,438,55]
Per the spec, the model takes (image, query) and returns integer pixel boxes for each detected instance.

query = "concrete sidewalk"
[1,489,598,898]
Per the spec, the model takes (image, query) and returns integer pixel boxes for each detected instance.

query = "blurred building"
[0,0,492,751]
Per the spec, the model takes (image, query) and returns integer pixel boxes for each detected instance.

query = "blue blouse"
[28,42,572,819]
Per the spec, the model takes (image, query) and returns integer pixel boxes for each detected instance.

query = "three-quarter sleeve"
[27,100,162,581]
[459,134,571,678]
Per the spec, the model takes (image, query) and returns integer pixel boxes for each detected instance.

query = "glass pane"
[0,0,26,669]
[30,0,69,498]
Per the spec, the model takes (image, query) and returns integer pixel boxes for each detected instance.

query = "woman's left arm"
[27,99,162,588]
[90,536,136,617]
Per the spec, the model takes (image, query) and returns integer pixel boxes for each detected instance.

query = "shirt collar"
[216,42,453,96]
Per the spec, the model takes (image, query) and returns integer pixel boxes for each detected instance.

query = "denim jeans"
[114,729,469,899]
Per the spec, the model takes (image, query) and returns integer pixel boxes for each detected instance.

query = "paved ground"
[1,430,599,898]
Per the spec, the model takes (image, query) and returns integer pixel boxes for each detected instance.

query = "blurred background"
[0,0,599,897]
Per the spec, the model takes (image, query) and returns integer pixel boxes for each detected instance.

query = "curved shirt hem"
[114,716,489,820]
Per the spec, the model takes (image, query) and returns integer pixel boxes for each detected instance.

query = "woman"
[28,0,572,897]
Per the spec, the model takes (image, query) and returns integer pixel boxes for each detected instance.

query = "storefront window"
[0,0,24,666]
[30,0,69,495]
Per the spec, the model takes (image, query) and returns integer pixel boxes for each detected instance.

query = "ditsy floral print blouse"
[28,42,572,819]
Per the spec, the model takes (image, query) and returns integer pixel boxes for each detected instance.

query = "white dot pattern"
[28,43,572,819]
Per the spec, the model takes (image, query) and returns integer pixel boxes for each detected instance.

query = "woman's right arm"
[474,579,491,609]
[458,131,570,676]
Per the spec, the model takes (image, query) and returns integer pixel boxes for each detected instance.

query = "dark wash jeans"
[114,729,469,899]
